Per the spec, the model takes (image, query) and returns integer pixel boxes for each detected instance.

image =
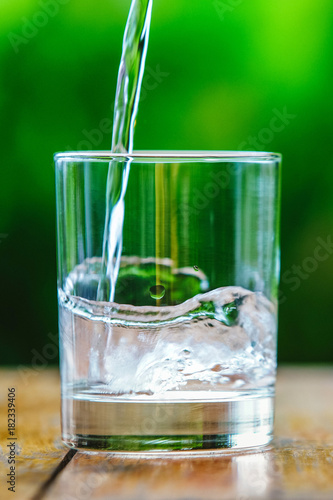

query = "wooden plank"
[42,441,333,500]
[41,367,333,500]
[275,366,333,442]
[0,368,67,500]
[1,367,333,499]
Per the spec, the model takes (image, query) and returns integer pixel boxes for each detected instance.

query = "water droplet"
[149,285,166,300]
[193,265,199,271]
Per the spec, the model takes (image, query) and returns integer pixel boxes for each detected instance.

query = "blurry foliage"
[1,0,333,363]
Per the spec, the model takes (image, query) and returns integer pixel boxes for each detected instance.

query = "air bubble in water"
[149,285,166,300]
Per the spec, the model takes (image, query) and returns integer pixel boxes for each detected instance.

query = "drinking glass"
[55,151,281,451]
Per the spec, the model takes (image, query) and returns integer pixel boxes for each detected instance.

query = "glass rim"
[54,150,281,162]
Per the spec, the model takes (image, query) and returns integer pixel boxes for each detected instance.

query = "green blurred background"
[1,0,333,365]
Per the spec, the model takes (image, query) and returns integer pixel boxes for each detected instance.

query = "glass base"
[62,393,274,452]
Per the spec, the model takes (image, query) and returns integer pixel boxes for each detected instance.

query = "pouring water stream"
[97,0,153,302]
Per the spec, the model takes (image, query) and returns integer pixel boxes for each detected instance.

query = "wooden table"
[1,367,333,500]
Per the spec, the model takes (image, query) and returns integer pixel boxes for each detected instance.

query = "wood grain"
[0,366,333,500]
[0,369,66,500]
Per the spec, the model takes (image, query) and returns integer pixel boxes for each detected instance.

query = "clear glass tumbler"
[55,151,281,452]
